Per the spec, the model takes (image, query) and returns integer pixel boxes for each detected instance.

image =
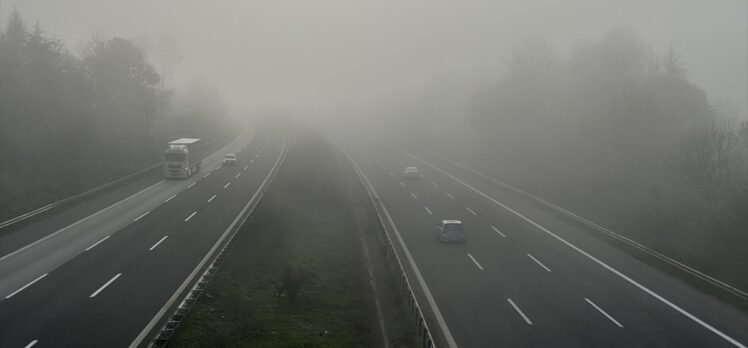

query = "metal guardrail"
[417,148,748,303]
[0,162,161,230]
[343,150,437,348]
[0,129,237,231]
[142,127,288,348]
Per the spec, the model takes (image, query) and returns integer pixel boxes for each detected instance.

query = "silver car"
[222,153,238,166]
[403,166,420,179]
[435,220,466,243]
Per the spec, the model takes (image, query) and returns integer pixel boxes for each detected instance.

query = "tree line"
[466,29,748,289]
[387,29,747,289]
[0,9,229,219]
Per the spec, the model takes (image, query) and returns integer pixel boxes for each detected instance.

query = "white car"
[222,153,238,166]
[403,166,419,179]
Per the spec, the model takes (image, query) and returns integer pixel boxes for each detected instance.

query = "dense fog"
[1,0,747,290]
[4,0,746,115]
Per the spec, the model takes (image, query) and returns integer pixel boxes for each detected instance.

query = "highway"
[342,136,748,347]
[0,123,286,347]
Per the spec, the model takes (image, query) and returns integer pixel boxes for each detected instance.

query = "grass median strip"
[170,131,379,347]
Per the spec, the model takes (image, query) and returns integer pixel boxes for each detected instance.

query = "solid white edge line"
[527,253,551,272]
[346,154,457,348]
[5,273,48,299]
[149,236,168,251]
[164,194,177,203]
[0,180,165,262]
[585,298,624,328]
[207,194,216,203]
[411,192,418,200]
[25,340,38,348]
[467,253,484,271]
[424,207,433,215]
[502,178,748,300]
[85,236,110,251]
[184,211,197,222]
[465,206,477,215]
[129,127,287,348]
[89,273,121,298]
[446,193,455,199]
[133,211,150,222]
[401,148,747,348]
[491,225,506,238]
[507,298,533,325]
[223,182,231,189]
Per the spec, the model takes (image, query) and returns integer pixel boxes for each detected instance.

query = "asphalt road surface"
[0,123,286,347]
[342,136,748,348]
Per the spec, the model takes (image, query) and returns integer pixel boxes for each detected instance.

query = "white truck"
[163,138,202,179]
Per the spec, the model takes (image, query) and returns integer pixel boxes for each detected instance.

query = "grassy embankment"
[170,130,415,347]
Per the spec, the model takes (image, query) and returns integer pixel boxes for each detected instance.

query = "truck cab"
[164,138,202,179]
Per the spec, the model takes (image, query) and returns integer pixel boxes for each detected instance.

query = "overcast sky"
[3,0,746,116]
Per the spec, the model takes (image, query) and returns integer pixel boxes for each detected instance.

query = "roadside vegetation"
[0,9,229,220]
[170,130,415,347]
[379,29,748,290]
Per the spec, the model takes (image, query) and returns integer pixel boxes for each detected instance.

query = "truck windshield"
[165,153,185,162]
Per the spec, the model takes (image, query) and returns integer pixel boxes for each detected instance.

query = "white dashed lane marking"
[527,253,551,272]
[149,236,168,251]
[586,298,624,328]
[467,253,484,271]
[85,236,110,251]
[5,274,48,299]
[491,226,506,238]
[89,273,122,298]
[184,211,197,222]
[133,211,150,222]
[508,298,533,325]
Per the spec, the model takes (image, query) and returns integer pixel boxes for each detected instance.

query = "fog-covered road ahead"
[343,136,748,348]
[0,125,286,347]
